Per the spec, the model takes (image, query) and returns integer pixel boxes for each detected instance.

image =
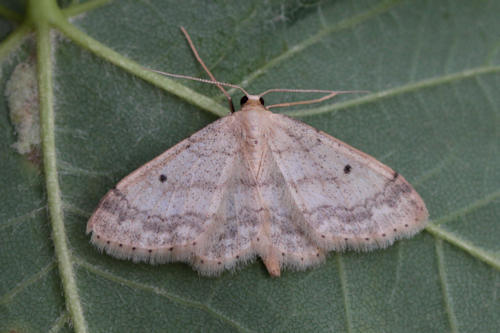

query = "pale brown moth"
[87,28,428,277]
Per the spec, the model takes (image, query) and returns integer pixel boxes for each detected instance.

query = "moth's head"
[240,94,265,111]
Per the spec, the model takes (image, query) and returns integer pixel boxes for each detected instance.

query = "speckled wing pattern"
[87,116,242,270]
[87,110,428,276]
[266,114,428,252]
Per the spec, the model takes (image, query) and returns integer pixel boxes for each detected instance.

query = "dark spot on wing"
[344,164,352,174]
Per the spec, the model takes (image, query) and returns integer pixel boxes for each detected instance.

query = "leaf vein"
[230,0,402,93]
[337,254,353,333]
[435,239,459,333]
[426,223,500,271]
[431,190,500,227]
[48,310,70,333]
[388,242,403,304]
[0,206,47,231]
[0,260,56,305]
[74,256,256,332]
[62,0,112,18]
[408,1,428,82]
[286,65,500,117]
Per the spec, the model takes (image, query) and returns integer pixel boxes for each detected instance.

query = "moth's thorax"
[235,104,271,177]
[237,104,270,142]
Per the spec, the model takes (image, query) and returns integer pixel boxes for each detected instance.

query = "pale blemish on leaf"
[5,59,40,156]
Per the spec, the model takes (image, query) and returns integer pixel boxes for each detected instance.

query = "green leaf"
[1,0,499,332]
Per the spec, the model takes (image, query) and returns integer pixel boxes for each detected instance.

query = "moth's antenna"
[180,27,235,113]
[148,69,250,98]
[149,27,368,112]
[259,89,369,109]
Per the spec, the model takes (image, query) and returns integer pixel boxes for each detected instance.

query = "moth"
[87,28,428,277]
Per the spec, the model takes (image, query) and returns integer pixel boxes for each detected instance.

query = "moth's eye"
[240,95,248,106]
[259,97,265,105]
